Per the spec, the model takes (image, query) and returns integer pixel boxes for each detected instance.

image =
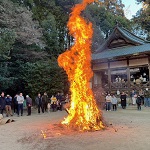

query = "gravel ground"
[0,105,150,150]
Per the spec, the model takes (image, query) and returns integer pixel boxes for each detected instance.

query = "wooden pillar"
[126,58,130,93]
[108,60,111,92]
[91,63,94,89]
[148,57,150,82]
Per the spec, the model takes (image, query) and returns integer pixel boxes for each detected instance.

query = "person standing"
[42,92,48,112]
[26,95,32,116]
[56,92,63,111]
[120,92,126,109]
[5,95,13,117]
[136,95,142,110]
[0,92,6,115]
[13,94,18,115]
[105,93,112,111]
[144,88,150,107]
[131,89,137,105]
[17,93,24,116]
[51,95,57,112]
[111,95,117,111]
[139,89,144,105]
[35,93,44,114]
[116,89,120,96]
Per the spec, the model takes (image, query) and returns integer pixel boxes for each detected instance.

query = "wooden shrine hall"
[92,26,150,94]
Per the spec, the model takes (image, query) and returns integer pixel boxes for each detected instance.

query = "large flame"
[58,0,104,131]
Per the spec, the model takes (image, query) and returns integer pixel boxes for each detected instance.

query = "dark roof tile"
[92,44,150,60]
[95,26,150,53]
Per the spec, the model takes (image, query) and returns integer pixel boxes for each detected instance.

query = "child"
[136,95,142,110]
[111,95,117,111]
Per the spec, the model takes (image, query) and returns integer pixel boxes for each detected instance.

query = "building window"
[111,69,127,83]
[130,66,149,84]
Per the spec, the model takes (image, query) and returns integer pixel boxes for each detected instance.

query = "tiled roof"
[118,27,149,44]
[92,43,150,60]
[92,26,150,60]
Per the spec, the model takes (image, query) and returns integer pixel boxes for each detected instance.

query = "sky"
[122,0,142,19]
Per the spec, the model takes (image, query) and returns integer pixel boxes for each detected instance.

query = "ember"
[58,0,104,131]
[41,130,47,139]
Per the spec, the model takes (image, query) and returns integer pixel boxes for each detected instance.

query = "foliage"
[20,60,68,98]
[41,14,59,56]
[0,0,44,46]
[84,4,131,40]
[133,0,150,40]
[0,28,16,58]
[97,0,125,17]
[30,0,69,56]
[0,41,68,98]
[0,0,140,98]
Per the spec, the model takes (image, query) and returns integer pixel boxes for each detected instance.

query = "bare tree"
[0,0,45,47]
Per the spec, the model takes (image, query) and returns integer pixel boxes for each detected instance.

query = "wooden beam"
[108,60,111,92]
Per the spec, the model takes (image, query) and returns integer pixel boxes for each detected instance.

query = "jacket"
[17,96,24,104]
[136,96,142,104]
[5,97,12,106]
[0,96,6,109]
[111,97,117,104]
[144,90,150,98]
[106,96,112,102]
[35,96,42,105]
[26,97,32,106]
[42,95,48,104]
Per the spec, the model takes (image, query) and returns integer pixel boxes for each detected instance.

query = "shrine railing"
[130,81,150,90]
[110,82,128,89]
[93,81,150,93]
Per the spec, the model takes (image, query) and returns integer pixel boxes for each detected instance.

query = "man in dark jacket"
[42,92,48,112]
[13,94,18,114]
[0,92,6,115]
[26,95,32,116]
[5,95,13,117]
[35,93,44,114]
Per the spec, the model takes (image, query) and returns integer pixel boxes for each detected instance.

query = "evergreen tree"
[133,0,150,40]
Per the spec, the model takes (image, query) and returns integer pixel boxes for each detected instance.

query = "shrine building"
[92,26,150,94]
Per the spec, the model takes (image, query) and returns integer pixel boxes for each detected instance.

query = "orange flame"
[58,0,104,131]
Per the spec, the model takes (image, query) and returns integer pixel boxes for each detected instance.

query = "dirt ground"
[0,105,150,150]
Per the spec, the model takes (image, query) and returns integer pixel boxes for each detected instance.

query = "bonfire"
[58,0,104,131]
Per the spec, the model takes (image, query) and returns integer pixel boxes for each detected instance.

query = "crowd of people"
[1,88,150,117]
[0,91,70,117]
[105,88,150,111]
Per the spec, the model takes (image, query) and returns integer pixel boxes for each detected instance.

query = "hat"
[26,95,29,97]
